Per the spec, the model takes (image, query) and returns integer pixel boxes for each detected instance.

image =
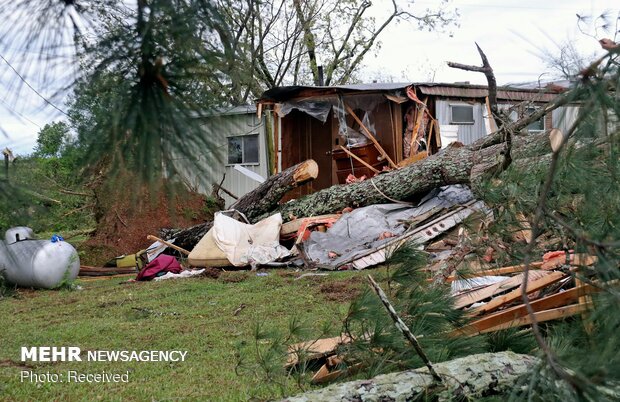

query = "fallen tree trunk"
[230,159,318,221]
[281,351,537,402]
[161,160,318,250]
[262,123,562,222]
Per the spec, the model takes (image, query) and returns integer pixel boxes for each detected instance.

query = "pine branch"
[367,274,443,384]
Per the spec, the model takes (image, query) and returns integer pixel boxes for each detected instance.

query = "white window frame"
[525,106,546,133]
[450,103,475,125]
[226,134,260,166]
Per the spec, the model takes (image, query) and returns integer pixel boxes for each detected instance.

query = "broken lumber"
[281,351,538,402]
[286,334,352,367]
[146,235,190,256]
[481,303,590,333]
[454,270,549,309]
[452,283,597,336]
[443,261,545,282]
[469,271,566,316]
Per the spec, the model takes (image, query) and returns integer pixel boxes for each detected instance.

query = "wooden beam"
[410,97,429,156]
[469,271,566,316]
[454,270,549,309]
[344,104,398,169]
[146,235,190,255]
[480,303,590,333]
[443,261,545,282]
[452,284,596,336]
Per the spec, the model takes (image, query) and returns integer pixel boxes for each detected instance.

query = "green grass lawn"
[0,269,367,401]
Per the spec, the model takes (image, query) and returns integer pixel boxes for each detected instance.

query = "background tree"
[540,39,597,80]
[33,121,70,158]
[204,0,458,103]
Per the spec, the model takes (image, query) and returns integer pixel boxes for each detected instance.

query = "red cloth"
[136,255,182,281]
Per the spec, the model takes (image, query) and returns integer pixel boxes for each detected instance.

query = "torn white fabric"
[154,269,206,281]
[212,212,290,267]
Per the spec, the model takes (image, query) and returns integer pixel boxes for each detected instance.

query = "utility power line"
[0,52,69,117]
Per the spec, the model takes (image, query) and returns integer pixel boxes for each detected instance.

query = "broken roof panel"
[259,82,563,103]
[416,85,559,102]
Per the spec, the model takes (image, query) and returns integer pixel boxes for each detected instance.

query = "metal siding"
[436,100,486,145]
[171,112,268,207]
[552,106,579,134]
[418,86,559,102]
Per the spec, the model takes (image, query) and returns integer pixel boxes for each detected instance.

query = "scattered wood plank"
[452,284,597,336]
[453,270,549,309]
[541,253,598,270]
[469,271,566,316]
[480,303,590,333]
[286,334,353,368]
[311,356,363,384]
[442,261,544,282]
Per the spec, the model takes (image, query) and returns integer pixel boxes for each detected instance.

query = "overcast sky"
[364,0,618,84]
[0,0,618,155]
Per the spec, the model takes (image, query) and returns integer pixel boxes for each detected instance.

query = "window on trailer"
[227,134,259,164]
[450,104,475,124]
[525,107,545,132]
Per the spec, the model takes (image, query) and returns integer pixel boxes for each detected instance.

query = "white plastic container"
[0,228,80,289]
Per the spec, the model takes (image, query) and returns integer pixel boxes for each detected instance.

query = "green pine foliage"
[341,244,536,378]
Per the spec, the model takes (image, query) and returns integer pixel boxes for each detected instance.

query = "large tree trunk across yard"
[282,351,538,402]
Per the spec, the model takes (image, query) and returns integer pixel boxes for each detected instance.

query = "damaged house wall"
[260,82,582,191]
[170,106,270,205]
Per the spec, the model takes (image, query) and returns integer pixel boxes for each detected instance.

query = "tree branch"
[367,274,443,384]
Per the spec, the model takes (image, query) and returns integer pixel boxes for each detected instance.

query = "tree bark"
[230,159,318,222]
[260,131,553,223]
[281,351,538,402]
[161,160,318,250]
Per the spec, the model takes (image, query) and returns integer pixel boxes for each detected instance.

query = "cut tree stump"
[281,351,538,402]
